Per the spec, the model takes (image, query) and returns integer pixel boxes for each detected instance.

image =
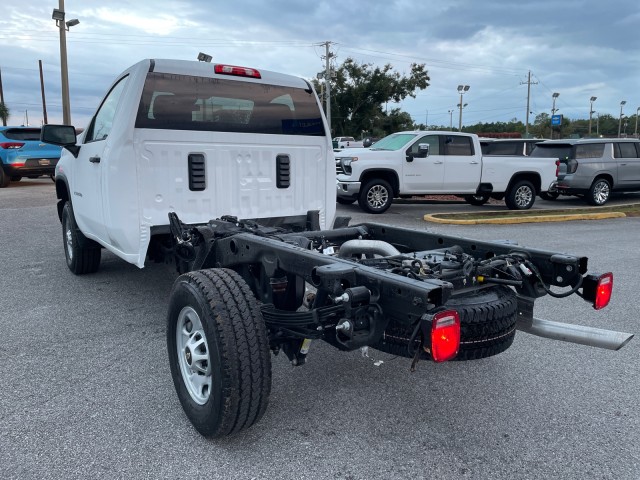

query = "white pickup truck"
[335,131,558,213]
[333,136,364,149]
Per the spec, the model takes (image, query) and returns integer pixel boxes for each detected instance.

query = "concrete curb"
[424,212,627,225]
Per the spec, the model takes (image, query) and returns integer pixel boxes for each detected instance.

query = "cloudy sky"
[1,0,639,132]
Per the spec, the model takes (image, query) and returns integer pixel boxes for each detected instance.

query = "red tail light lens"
[431,310,460,362]
[582,272,613,310]
[555,160,560,177]
[0,142,25,149]
[214,64,261,79]
[594,272,613,310]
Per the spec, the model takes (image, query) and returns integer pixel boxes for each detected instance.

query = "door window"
[86,75,130,143]
[614,143,639,158]
[443,136,473,156]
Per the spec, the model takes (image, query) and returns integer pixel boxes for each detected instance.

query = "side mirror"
[417,143,430,157]
[41,124,80,157]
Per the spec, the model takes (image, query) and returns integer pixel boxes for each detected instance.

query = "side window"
[408,135,439,155]
[488,142,519,155]
[444,136,473,156]
[86,75,129,143]
[575,143,605,159]
[615,143,639,158]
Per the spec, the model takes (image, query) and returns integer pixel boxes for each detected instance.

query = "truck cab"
[44,59,335,269]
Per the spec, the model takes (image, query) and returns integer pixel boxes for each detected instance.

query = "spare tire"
[373,285,517,361]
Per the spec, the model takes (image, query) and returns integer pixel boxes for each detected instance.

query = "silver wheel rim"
[64,219,74,261]
[593,181,609,204]
[176,306,212,405]
[367,185,389,209]
[515,186,533,208]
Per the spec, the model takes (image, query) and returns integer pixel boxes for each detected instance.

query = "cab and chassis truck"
[42,59,633,438]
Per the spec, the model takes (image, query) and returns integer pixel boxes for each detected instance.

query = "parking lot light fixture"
[457,85,470,131]
[52,1,79,125]
[197,52,212,63]
[589,96,597,136]
[618,101,626,138]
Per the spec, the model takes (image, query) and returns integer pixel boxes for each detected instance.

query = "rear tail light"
[555,160,560,176]
[214,64,261,79]
[582,272,613,310]
[430,310,460,362]
[0,142,25,149]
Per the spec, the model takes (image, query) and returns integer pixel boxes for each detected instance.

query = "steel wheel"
[176,306,212,405]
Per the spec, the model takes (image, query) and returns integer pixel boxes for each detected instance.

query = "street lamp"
[52,1,79,125]
[635,107,640,138]
[448,109,453,130]
[618,101,626,138]
[550,92,560,139]
[457,84,469,131]
[588,96,597,136]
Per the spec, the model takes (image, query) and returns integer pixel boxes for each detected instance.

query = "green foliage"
[313,58,430,137]
[0,102,9,125]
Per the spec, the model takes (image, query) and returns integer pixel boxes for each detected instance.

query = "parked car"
[480,138,545,156]
[555,138,640,205]
[0,126,62,187]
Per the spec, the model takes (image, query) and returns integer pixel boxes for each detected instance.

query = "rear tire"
[167,268,272,438]
[586,178,610,206]
[11,176,22,181]
[62,202,101,274]
[505,180,535,210]
[358,179,393,214]
[373,286,517,361]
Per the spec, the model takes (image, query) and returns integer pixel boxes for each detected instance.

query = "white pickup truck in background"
[335,131,558,213]
[333,136,364,149]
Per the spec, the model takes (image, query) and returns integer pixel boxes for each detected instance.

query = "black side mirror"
[41,124,80,157]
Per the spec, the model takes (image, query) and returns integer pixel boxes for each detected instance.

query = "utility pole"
[520,71,537,137]
[39,60,48,125]
[0,67,6,126]
[321,41,335,136]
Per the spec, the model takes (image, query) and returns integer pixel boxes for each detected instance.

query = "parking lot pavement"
[1,181,639,480]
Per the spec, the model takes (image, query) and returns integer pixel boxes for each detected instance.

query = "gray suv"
[555,138,640,206]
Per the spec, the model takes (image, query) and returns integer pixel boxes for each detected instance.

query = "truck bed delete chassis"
[166,212,632,365]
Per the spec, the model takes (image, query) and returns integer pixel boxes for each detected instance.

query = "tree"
[0,102,9,126]
[314,58,430,137]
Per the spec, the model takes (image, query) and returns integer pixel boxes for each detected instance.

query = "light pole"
[52,1,79,125]
[635,107,639,138]
[588,96,597,136]
[448,110,453,130]
[425,109,428,130]
[550,92,559,138]
[457,85,469,131]
[618,101,626,138]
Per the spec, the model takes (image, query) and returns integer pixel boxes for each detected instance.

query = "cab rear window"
[135,72,325,136]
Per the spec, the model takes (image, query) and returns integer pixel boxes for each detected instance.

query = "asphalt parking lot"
[1,179,639,480]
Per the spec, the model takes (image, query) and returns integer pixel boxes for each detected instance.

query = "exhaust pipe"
[517,317,634,351]
[338,239,401,259]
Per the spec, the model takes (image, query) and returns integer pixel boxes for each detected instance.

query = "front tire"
[586,178,611,206]
[464,194,490,206]
[540,191,559,201]
[358,179,393,214]
[167,268,272,438]
[505,180,535,210]
[0,168,10,188]
[61,202,101,274]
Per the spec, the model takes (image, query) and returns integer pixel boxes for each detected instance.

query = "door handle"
[433,161,443,164]
[89,156,101,163]
[619,163,627,166]
[470,161,479,164]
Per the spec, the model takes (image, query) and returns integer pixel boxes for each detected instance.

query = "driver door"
[401,134,444,193]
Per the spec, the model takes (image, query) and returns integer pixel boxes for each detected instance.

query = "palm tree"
[0,102,9,126]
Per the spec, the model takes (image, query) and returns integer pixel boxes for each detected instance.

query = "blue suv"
[0,126,62,187]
